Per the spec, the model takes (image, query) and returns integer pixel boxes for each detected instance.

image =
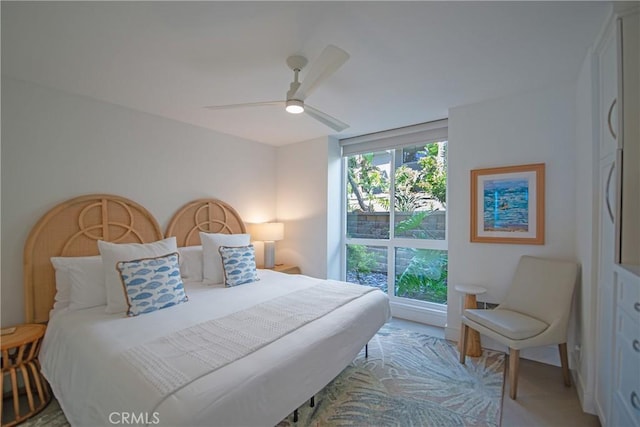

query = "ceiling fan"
[205,45,350,132]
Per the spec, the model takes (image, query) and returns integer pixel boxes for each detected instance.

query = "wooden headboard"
[165,199,246,247]
[23,194,163,323]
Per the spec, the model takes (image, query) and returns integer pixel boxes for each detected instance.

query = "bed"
[25,194,390,426]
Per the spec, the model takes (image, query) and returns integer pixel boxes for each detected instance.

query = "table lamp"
[249,222,284,268]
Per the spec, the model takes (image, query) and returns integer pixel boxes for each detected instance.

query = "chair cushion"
[464,308,548,340]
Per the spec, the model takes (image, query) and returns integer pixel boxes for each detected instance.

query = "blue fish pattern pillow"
[116,252,188,317]
[218,245,259,287]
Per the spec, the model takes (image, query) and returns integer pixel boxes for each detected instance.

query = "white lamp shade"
[249,222,284,242]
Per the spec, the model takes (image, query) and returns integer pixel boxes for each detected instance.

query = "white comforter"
[41,270,390,427]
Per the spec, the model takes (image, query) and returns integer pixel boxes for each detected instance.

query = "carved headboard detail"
[165,199,246,247]
[23,194,163,323]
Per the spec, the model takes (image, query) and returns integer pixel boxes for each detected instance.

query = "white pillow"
[200,232,250,284]
[98,237,178,314]
[68,259,106,310]
[50,256,101,311]
[177,245,203,281]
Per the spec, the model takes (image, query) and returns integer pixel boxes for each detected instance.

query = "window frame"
[339,121,449,325]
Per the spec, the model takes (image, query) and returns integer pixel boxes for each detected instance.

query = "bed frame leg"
[310,396,315,407]
[365,343,368,358]
[293,409,298,423]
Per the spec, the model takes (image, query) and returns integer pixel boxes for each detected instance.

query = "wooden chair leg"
[459,324,469,364]
[559,343,571,387]
[509,348,520,400]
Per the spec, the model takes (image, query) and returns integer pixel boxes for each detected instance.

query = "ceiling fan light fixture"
[285,99,304,114]
[205,45,350,131]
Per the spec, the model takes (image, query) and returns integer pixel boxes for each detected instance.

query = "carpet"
[25,325,505,427]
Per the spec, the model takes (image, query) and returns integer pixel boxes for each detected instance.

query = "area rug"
[278,325,505,427]
[25,325,505,427]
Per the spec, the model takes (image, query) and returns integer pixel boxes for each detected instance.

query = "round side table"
[1,324,50,427]
[455,285,487,357]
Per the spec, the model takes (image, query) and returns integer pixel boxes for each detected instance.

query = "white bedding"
[41,270,390,427]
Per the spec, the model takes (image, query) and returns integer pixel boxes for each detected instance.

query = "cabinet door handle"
[607,98,617,140]
[632,391,640,411]
[635,302,640,312]
[605,163,615,223]
[633,340,640,353]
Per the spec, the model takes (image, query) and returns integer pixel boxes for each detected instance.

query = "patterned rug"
[25,325,505,427]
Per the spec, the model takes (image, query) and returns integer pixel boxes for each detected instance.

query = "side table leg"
[20,364,35,413]
[458,324,466,355]
[9,367,21,421]
[459,294,483,357]
[28,361,48,404]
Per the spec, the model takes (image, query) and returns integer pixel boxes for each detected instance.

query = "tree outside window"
[345,141,448,305]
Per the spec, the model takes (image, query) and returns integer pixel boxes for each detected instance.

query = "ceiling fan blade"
[205,101,284,110]
[304,104,349,132]
[293,45,349,99]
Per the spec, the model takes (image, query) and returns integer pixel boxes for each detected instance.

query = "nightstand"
[270,264,301,274]
[1,324,50,427]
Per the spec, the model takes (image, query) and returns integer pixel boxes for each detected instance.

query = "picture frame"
[470,163,545,244]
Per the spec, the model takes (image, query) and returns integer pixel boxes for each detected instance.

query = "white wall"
[276,82,582,368]
[276,136,341,279]
[447,82,578,365]
[1,77,277,326]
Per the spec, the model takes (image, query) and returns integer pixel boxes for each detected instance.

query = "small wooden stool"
[1,324,50,427]
[455,285,487,357]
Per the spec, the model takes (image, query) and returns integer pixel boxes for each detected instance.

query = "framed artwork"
[470,163,545,244]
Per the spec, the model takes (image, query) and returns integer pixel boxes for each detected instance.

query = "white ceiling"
[2,1,610,146]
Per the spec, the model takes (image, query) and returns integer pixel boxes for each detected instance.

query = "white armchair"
[458,255,579,399]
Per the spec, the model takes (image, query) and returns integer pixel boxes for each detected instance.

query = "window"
[341,120,448,322]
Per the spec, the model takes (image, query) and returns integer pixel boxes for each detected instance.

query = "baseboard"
[573,369,597,415]
[594,399,607,427]
[444,325,459,342]
[570,350,598,415]
[390,302,446,327]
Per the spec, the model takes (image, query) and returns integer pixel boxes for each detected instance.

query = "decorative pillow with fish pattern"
[218,245,259,287]
[116,252,188,317]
